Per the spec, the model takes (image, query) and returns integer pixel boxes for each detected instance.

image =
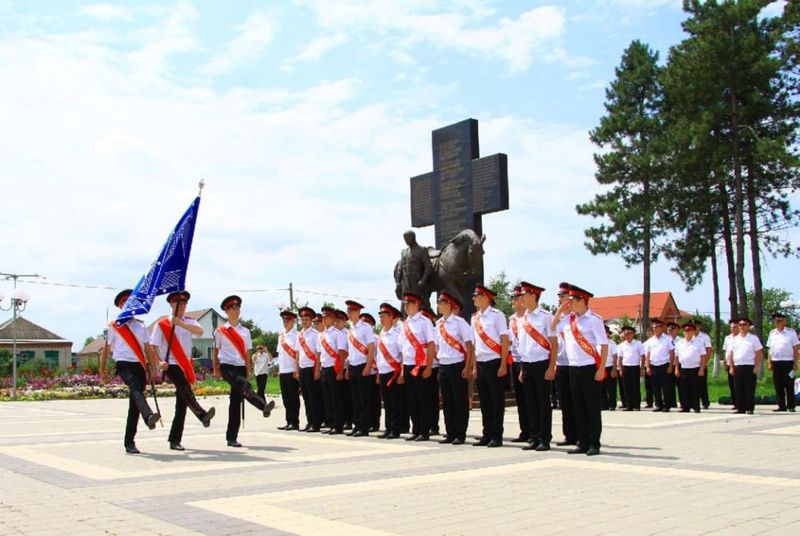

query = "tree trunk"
[711,245,722,377]
[729,29,748,317]
[641,178,651,336]
[717,175,738,318]
[746,159,764,340]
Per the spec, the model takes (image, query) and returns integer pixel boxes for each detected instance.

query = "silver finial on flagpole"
[198,179,205,196]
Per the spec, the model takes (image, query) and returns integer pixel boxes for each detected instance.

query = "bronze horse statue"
[395,229,486,314]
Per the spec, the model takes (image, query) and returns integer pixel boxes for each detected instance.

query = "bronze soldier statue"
[394,230,434,306]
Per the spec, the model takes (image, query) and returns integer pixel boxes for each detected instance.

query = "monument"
[403,118,509,318]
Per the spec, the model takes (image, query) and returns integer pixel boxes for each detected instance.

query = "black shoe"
[568,447,588,454]
[438,436,454,444]
[327,429,343,435]
[622,408,633,412]
[735,410,745,414]
[344,424,353,430]
[702,405,709,410]
[473,438,490,447]
[693,409,701,413]
[523,439,540,450]
[125,443,140,454]
[146,413,161,430]
[746,410,754,415]
[307,426,320,433]
[535,442,551,452]
[385,432,400,439]
[277,424,289,430]
[405,435,420,442]
[227,440,242,448]
[262,400,275,418]
[452,437,465,445]
[169,442,185,451]
[414,435,429,442]
[300,424,310,432]
[586,446,600,456]
[369,426,379,433]
[201,407,215,428]
[285,424,299,431]
[556,439,576,446]
[633,407,640,411]
[645,404,653,408]
[353,430,369,437]
[429,427,440,436]
[346,429,358,437]
[789,408,796,412]
[680,409,690,413]
[662,408,670,413]
[653,407,662,412]
[486,439,503,448]
[511,435,529,443]
[773,408,787,412]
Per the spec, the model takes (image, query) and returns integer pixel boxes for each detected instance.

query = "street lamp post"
[0,272,44,401]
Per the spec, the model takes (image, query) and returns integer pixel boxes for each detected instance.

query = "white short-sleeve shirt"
[277,329,299,373]
[617,339,645,367]
[471,307,509,363]
[730,333,763,366]
[376,324,402,374]
[149,317,202,365]
[557,310,608,367]
[108,319,148,364]
[767,328,799,361]
[213,322,253,366]
[436,314,474,365]
[297,328,321,369]
[676,337,706,369]
[646,334,674,366]
[518,307,554,363]
[399,313,435,366]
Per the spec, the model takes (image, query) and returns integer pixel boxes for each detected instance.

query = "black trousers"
[511,362,528,438]
[602,366,617,410]
[403,364,431,436]
[299,366,323,428]
[622,366,641,409]
[369,373,381,428]
[348,363,371,432]
[649,363,670,409]
[476,359,505,442]
[220,364,270,442]
[116,361,155,447]
[733,365,757,412]
[699,365,710,407]
[617,367,627,407]
[165,364,207,444]
[279,372,300,426]
[428,368,440,432]
[341,373,352,426]
[569,365,602,450]
[678,368,701,411]
[521,360,553,444]
[727,366,737,407]
[556,366,576,442]
[379,372,403,434]
[256,374,268,399]
[644,374,653,406]
[321,366,344,430]
[772,361,796,410]
[439,362,469,441]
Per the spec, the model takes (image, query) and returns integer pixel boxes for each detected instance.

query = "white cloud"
[578,78,607,91]
[80,4,134,21]
[296,33,349,61]
[760,1,786,19]
[197,10,275,76]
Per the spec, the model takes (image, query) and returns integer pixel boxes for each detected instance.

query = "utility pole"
[0,272,45,400]
[288,282,295,310]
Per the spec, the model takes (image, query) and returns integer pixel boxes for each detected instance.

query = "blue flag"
[116,196,201,325]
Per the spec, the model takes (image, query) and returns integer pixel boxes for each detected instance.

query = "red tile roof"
[589,292,690,323]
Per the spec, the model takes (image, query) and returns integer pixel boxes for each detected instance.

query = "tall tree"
[577,40,666,334]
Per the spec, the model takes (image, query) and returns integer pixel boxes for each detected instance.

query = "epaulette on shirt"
[590,312,603,320]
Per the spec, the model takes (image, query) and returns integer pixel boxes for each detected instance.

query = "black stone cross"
[410,118,509,249]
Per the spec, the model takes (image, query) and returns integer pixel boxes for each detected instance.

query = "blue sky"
[0,0,794,347]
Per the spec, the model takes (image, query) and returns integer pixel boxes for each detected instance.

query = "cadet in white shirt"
[276,309,301,431]
[674,322,707,412]
[435,291,474,445]
[421,304,441,436]
[344,300,376,437]
[297,307,323,432]
[694,323,713,409]
[359,312,382,433]
[213,295,275,447]
[516,282,556,451]
[644,319,675,412]
[471,284,510,448]
[508,285,529,444]
[722,319,738,407]
[766,312,799,412]
[399,292,436,441]
[319,306,347,434]
[148,291,215,451]
[551,284,608,456]
[252,344,272,399]
[666,322,681,409]
[602,325,619,411]
[617,326,645,411]
[727,317,763,414]
[101,289,161,454]
[553,283,577,445]
[375,303,404,439]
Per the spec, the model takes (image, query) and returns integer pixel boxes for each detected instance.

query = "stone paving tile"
[1,398,799,535]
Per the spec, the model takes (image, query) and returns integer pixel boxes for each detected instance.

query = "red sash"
[403,320,427,376]
[474,315,511,365]
[569,313,602,369]
[438,320,466,357]
[109,321,147,367]
[377,335,402,386]
[348,329,369,356]
[298,333,317,363]
[158,318,196,384]
[321,333,343,374]
[522,316,552,352]
[218,325,248,364]
[279,333,298,360]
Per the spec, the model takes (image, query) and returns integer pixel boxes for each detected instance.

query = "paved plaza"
[0,396,799,535]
